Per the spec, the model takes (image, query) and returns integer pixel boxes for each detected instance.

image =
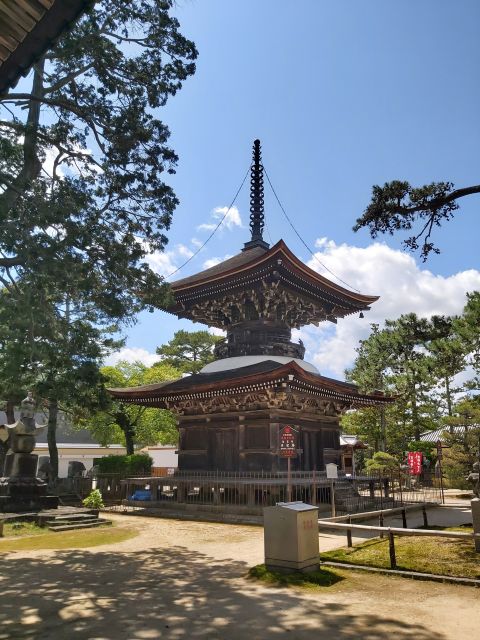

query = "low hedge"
[96,453,153,475]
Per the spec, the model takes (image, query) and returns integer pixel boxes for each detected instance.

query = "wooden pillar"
[270,421,280,472]
[303,430,311,471]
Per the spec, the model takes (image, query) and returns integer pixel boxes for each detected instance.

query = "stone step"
[47,513,99,522]
[44,517,99,526]
[58,495,84,506]
[48,519,112,532]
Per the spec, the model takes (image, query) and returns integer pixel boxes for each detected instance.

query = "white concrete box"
[263,501,319,573]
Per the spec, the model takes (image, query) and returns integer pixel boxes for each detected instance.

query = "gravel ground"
[0,506,478,639]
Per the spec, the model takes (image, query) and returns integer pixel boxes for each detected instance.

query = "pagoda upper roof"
[109,359,392,409]
[172,243,268,289]
[167,240,378,326]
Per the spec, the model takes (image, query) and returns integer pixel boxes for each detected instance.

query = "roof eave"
[0,0,95,95]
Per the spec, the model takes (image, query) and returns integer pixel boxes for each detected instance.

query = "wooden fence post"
[388,530,396,569]
[422,505,429,528]
[347,516,353,548]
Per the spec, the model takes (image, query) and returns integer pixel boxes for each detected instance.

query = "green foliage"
[156,330,222,374]
[83,361,180,454]
[455,292,480,390]
[82,489,105,509]
[353,179,479,260]
[346,313,443,448]
[0,1,197,476]
[406,441,436,462]
[0,1,197,318]
[96,454,153,476]
[440,398,480,489]
[365,452,399,472]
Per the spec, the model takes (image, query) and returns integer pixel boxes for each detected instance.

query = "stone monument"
[0,392,59,512]
[467,460,479,499]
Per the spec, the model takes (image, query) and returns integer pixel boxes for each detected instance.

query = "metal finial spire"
[243,139,269,251]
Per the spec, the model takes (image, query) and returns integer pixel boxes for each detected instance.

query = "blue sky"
[109,0,480,377]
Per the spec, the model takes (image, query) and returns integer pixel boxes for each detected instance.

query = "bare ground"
[0,510,478,640]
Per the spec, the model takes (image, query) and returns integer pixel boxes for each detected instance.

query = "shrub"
[365,451,399,473]
[82,489,104,509]
[96,454,153,476]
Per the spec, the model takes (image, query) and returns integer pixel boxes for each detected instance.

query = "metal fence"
[117,468,442,515]
[331,469,442,515]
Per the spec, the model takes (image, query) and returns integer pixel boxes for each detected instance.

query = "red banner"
[408,451,423,475]
[279,425,297,458]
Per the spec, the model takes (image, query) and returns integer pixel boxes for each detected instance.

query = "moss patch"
[321,526,480,580]
[248,564,343,589]
[3,521,45,538]
[0,524,137,552]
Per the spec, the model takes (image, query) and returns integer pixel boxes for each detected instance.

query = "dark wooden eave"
[168,240,378,321]
[0,0,94,95]
[109,360,393,409]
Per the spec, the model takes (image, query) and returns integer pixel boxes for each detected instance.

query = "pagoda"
[110,140,391,472]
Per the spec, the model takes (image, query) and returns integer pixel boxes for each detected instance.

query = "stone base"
[0,494,59,513]
[265,559,320,574]
[0,475,59,513]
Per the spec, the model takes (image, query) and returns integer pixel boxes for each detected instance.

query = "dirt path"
[0,511,478,639]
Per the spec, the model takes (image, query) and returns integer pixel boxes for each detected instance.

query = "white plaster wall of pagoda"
[200,355,320,374]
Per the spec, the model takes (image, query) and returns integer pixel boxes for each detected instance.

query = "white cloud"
[197,205,243,232]
[298,239,480,378]
[145,250,178,278]
[141,242,196,279]
[203,254,232,269]
[105,347,159,368]
[176,243,194,258]
[209,327,226,337]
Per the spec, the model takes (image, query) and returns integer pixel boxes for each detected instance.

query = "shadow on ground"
[0,545,447,640]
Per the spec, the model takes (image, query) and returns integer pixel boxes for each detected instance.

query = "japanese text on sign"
[407,451,423,475]
[279,425,297,458]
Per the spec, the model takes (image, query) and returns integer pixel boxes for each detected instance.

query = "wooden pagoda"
[110,140,391,472]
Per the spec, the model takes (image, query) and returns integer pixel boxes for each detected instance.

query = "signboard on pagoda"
[279,425,297,458]
[408,451,423,475]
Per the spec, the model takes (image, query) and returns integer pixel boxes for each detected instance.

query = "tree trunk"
[0,441,8,476]
[445,376,453,418]
[411,385,420,442]
[116,411,135,455]
[5,400,15,424]
[379,407,386,452]
[0,400,15,475]
[124,427,135,456]
[47,399,59,480]
[0,58,45,213]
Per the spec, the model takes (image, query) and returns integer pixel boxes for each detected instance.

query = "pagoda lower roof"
[109,360,392,408]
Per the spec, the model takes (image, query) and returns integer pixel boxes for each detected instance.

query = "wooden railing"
[318,517,480,568]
